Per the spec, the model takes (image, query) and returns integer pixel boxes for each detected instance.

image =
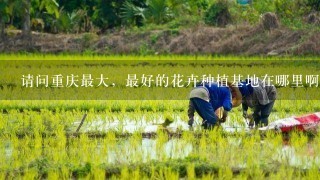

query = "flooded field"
[1,54,320,178]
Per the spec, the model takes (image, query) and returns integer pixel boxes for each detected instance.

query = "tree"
[146,0,171,24]
[39,0,59,18]
[120,1,146,26]
[19,0,59,38]
[92,0,126,31]
[0,0,9,39]
[22,0,31,38]
[0,0,21,39]
[307,0,320,11]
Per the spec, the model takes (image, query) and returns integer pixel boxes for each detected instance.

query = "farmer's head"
[227,81,242,107]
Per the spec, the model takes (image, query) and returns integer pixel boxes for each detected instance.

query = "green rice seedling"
[157,167,179,180]
[110,103,122,113]
[129,132,143,162]
[218,166,233,179]
[0,172,6,180]
[148,165,156,179]
[305,166,320,179]
[201,173,215,180]
[156,130,169,161]
[156,103,167,112]
[24,168,40,179]
[47,170,60,180]
[89,167,106,179]
[268,165,295,180]
[161,113,174,128]
[187,163,195,179]
[60,166,71,179]
[290,131,309,153]
[198,132,208,159]
[120,166,130,179]
[131,167,142,180]
[125,105,136,112]
[172,105,185,113]
[181,131,195,144]
[140,104,154,112]
[246,167,265,180]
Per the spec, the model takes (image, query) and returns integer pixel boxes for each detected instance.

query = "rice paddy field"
[0,54,320,179]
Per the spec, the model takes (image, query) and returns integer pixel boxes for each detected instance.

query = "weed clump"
[305,12,320,25]
[204,1,231,27]
[260,12,280,30]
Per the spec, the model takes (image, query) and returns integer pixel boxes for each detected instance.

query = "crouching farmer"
[188,82,242,129]
[238,79,277,127]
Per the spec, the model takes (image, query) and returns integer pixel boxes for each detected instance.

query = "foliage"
[204,0,231,26]
[0,0,10,23]
[1,0,320,33]
[228,3,260,24]
[0,0,10,38]
[252,0,276,14]
[274,0,309,19]
[146,0,172,24]
[120,1,146,26]
[92,0,125,31]
[307,0,320,11]
[38,0,60,18]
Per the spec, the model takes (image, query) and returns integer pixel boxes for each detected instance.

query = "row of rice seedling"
[0,127,319,178]
[0,100,187,113]
[1,57,320,101]
[1,99,320,136]
[1,98,320,114]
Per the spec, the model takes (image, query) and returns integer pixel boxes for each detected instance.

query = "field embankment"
[1,25,320,55]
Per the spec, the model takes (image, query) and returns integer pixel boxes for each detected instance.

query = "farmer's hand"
[247,113,253,120]
[218,117,226,123]
[188,118,194,126]
[249,119,254,128]
[242,111,248,119]
[220,111,227,123]
[246,114,254,128]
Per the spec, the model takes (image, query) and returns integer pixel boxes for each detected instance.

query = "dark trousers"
[190,98,217,128]
[253,101,275,127]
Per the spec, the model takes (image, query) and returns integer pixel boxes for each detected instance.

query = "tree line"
[0,0,208,38]
[0,0,319,39]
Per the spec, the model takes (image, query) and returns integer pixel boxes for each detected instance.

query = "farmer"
[238,78,277,127]
[188,81,242,129]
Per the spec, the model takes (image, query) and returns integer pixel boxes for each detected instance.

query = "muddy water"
[69,116,320,168]
[104,138,319,168]
[105,138,193,164]
[275,145,319,169]
[77,116,251,133]
[3,136,319,169]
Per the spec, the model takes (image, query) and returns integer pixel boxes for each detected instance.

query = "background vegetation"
[0,0,319,39]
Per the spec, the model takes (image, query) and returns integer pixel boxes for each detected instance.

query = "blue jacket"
[199,83,232,111]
